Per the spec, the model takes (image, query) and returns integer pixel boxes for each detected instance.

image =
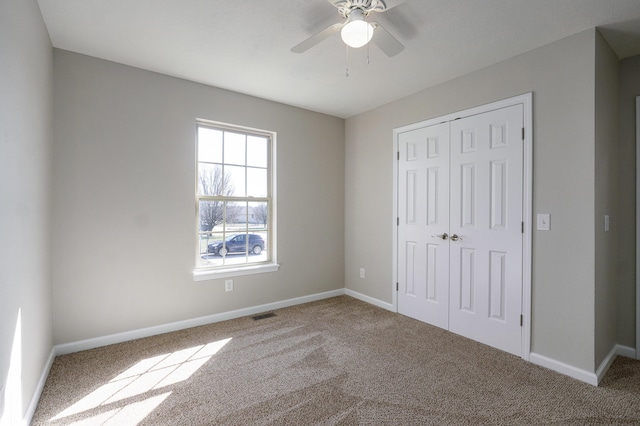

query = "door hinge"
[520,315,523,326]
[397,217,400,226]
[396,282,399,291]
[397,151,400,160]
[522,127,525,140]
[521,221,524,233]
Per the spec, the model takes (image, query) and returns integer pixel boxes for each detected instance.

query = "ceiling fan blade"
[291,23,342,53]
[371,22,404,57]
[325,0,348,7]
[379,0,406,11]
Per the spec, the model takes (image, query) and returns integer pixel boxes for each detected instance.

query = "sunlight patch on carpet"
[51,338,232,422]
[68,392,171,426]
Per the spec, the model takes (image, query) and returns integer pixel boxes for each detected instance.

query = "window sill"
[193,263,280,281]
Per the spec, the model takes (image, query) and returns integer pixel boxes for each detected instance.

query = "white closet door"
[396,103,524,357]
[397,122,450,329]
[448,104,524,356]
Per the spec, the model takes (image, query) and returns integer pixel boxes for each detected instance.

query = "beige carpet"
[32,296,640,425]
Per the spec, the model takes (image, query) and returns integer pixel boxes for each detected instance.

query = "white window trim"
[192,119,278,281]
[193,263,280,281]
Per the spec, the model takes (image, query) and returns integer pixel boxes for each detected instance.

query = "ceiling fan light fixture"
[340,9,374,48]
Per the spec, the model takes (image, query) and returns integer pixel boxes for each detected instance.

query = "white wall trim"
[23,347,56,426]
[595,344,619,385]
[55,289,345,355]
[391,92,533,361]
[532,344,633,387]
[193,263,280,281]
[345,288,394,312]
[530,352,598,386]
[616,344,636,359]
[593,344,636,385]
[521,93,533,361]
[636,95,640,360]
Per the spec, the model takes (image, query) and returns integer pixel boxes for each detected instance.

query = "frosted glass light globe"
[340,9,374,48]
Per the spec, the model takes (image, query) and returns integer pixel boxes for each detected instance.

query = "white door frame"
[392,93,533,360]
[636,96,640,360]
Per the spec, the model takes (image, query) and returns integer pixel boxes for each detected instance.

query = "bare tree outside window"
[253,203,268,227]
[199,166,234,231]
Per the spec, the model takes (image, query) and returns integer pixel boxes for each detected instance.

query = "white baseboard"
[616,344,636,359]
[55,289,345,355]
[594,344,637,384]
[529,352,598,386]
[344,288,394,312]
[23,347,55,426]
[595,344,619,385]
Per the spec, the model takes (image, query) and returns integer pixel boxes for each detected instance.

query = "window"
[193,120,277,280]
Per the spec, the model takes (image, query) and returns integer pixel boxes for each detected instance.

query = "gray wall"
[345,29,600,371]
[618,54,640,348]
[594,31,621,368]
[52,50,345,344]
[0,0,53,421]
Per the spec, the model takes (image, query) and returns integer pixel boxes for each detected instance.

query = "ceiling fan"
[291,0,405,57]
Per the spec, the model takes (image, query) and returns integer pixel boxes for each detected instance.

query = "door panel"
[396,103,524,357]
[397,123,450,329]
[449,104,523,356]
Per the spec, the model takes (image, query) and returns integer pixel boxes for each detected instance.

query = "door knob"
[450,234,462,242]
[432,233,448,240]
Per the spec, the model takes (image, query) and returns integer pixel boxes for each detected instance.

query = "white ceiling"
[37,0,640,119]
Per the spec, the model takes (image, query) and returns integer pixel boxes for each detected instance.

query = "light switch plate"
[537,214,550,231]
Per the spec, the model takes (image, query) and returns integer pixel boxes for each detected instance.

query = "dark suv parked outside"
[207,234,265,256]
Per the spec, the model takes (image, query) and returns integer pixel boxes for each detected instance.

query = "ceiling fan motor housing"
[290,0,403,57]
[336,0,387,18]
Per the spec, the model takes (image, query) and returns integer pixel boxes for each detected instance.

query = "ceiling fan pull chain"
[366,19,371,65]
[345,45,350,77]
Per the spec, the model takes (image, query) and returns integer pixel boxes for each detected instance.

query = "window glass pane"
[226,165,246,197]
[199,199,226,233]
[224,132,246,166]
[198,164,234,196]
[198,201,264,268]
[197,201,229,268]
[247,136,268,168]
[198,127,222,163]
[247,167,267,197]
[249,201,268,229]
[225,201,246,228]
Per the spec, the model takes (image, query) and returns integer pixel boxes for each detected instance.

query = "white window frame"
[193,120,278,281]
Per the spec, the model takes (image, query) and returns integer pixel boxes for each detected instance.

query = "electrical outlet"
[225,279,233,292]
[360,268,365,279]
